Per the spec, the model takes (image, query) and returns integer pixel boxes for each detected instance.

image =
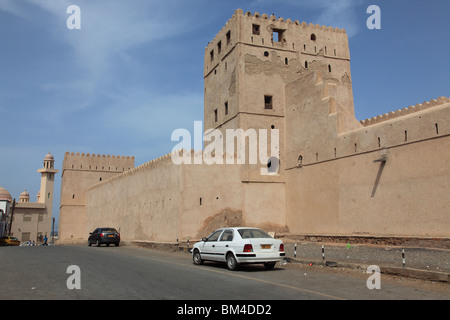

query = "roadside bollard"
[321,244,325,262]
[294,243,297,258]
[402,248,405,267]
[187,238,190,252]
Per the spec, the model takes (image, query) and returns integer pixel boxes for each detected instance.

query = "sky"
[0,0,449,228]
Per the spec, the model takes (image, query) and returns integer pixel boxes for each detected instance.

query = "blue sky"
[1,0,449,228]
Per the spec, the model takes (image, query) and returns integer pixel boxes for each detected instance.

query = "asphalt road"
[0,245,449,302]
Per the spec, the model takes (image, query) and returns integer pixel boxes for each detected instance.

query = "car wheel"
[88,240,91,247]
[115,242,119,247]
[226,253,239,271]
[264,262,276,270]
[96,240,101,247]
[193,250,203,265]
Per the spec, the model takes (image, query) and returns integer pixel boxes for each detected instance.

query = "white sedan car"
[192,227,285,271]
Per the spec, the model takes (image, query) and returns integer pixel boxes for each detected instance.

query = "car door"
[200,230,223,261]
[90,229,99,242]
[215,229,234,262]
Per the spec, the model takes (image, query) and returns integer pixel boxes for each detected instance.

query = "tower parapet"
[62,151,135,173]
[205,8,350,77]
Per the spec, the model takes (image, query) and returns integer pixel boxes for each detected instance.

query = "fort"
[58,9,450,245]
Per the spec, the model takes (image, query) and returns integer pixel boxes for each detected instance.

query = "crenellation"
[360,97,450,126]
[62,151,135,172]
[205,8,349,55]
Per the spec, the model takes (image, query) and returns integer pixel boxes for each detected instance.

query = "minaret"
[37,153,59,215]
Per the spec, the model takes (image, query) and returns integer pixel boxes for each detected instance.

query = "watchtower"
[58,152,135,242]
[204,9,354,179]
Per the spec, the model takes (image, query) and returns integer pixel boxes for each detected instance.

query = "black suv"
[88,228,120,247]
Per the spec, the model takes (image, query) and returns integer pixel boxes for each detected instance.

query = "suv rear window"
[238,229,272,239]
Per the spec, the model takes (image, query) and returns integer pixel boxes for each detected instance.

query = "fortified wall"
[284,69,450,238]
[85,151,288,243]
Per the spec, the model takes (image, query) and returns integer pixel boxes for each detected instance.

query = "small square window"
[272,29,284,43]
[252,24,260,35]
[264,95,273,109]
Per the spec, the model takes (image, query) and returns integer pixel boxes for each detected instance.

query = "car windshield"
[101,228,117,233]
[238,229,272,239]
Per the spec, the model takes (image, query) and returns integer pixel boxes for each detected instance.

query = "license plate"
[108,235,114,238]
[261,244,271,249]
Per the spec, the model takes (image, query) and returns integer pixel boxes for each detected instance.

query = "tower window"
[267,157,279,174]
[305,61,308,68]
[217,41,222,54]
[285,57,288,65]
[210,49,214,62]
[264,95,273,109]
[272,29,285,42]
[214,109,218,122]
[328,64,332,72]
[311,34,316,41]
[264,51,269,57]
[252,24,260,35]
[226,31,231,45]
[224,101,229,115]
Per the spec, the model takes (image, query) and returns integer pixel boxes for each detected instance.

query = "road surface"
[0,244,448,303]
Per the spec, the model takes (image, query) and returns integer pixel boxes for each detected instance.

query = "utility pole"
[8,199,15,236]
[0,209,4,237]
[51,217,55,245]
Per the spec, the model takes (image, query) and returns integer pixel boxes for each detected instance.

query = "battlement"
[62,151,135,172]
[237,9,346,33]
[208,8,346,49]
[205,9,350,77]
[87,151,177,191]
[360,97,450,127]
